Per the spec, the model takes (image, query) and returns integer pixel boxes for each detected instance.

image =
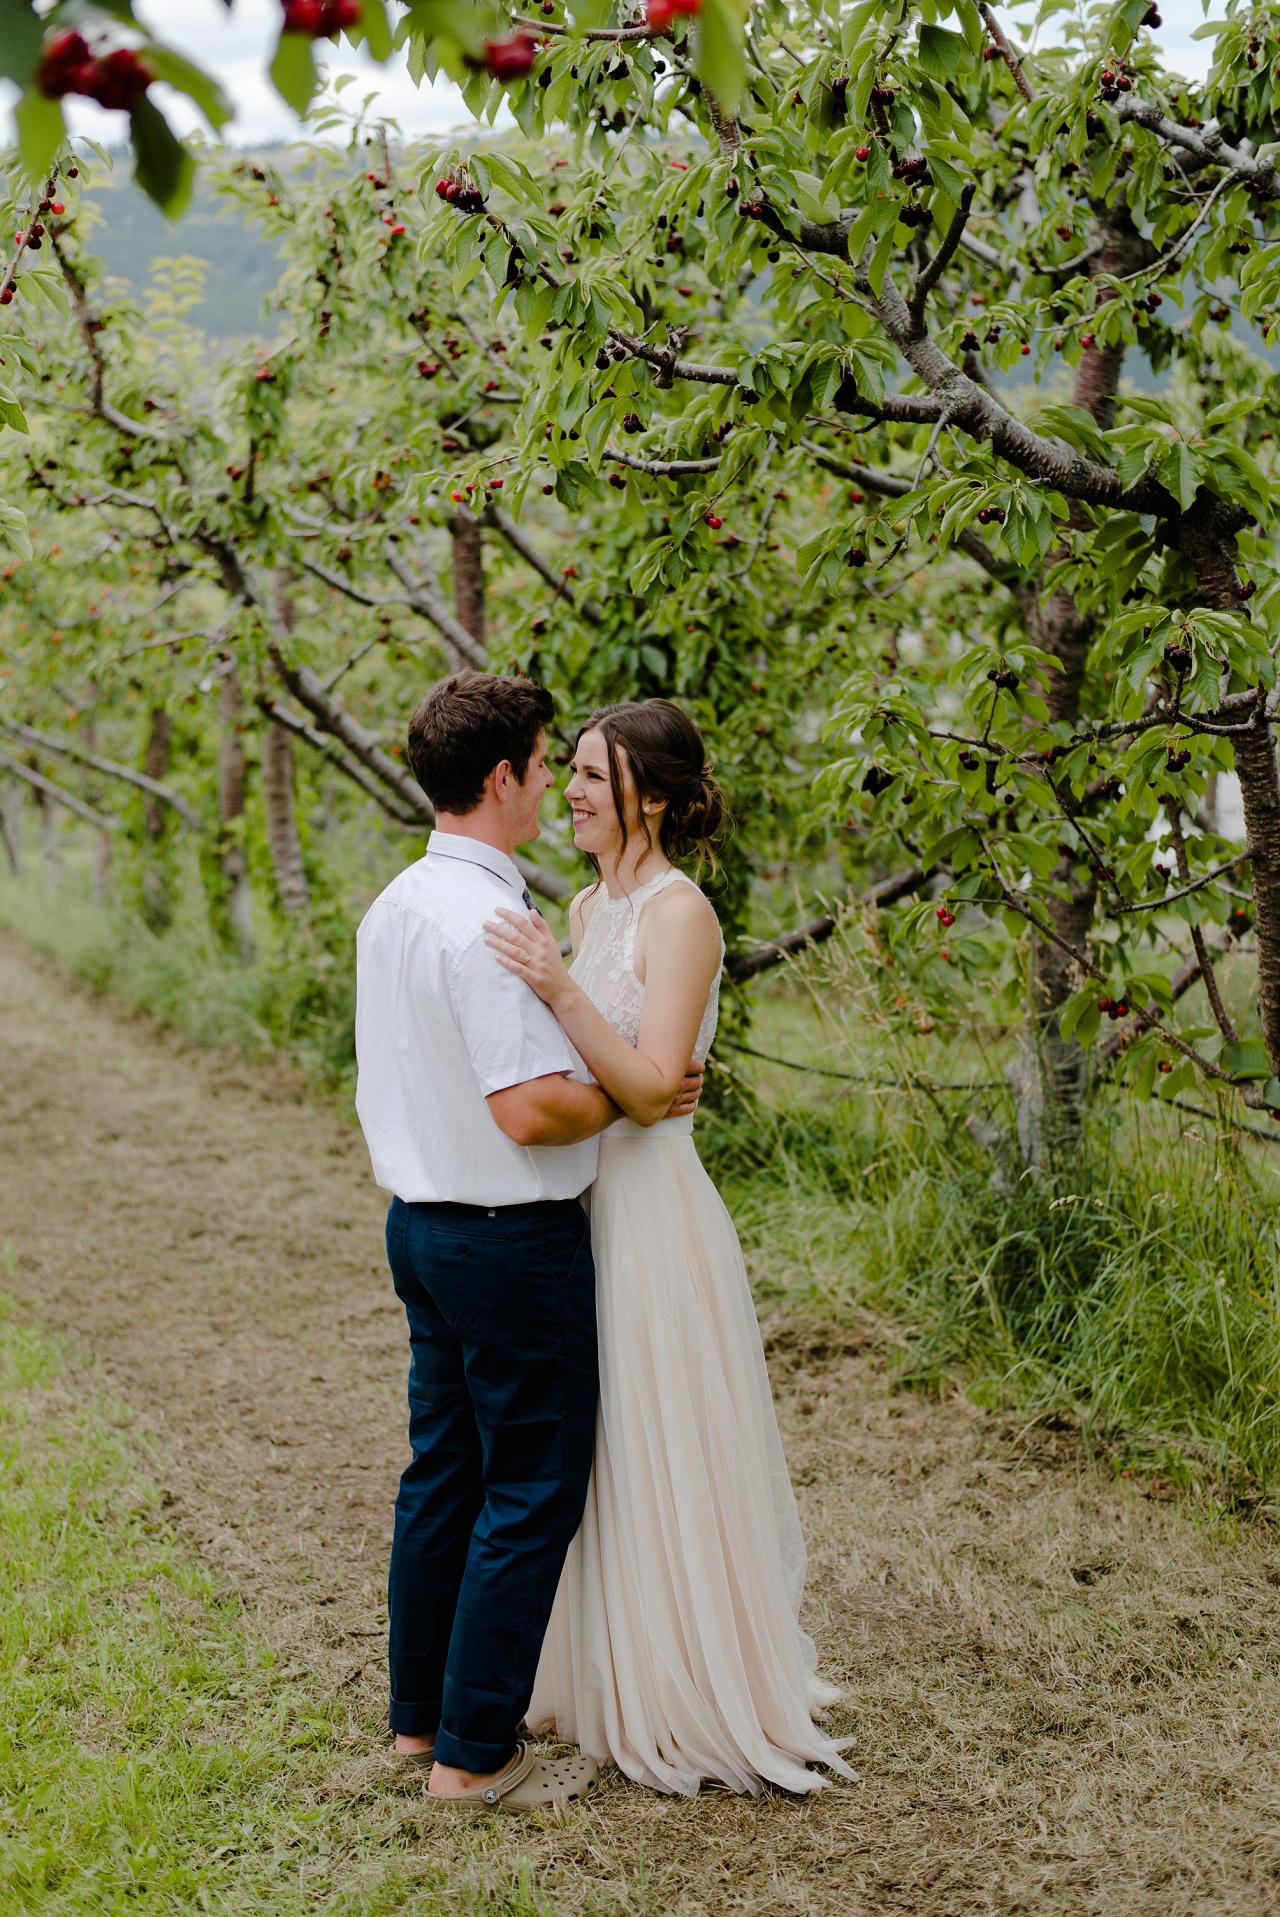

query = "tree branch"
[255,698,426,826]
[979,3,1037,103]
[480,504,605,625]
[0,749,119,830]
[604,448,722,476]
[0,717,201,830]
[908,184,976,337]
[383,546,491,669]
[1166,803,1239,1044]
[725,865,930,982]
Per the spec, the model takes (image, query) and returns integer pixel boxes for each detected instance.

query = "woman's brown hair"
[578,700,729,870]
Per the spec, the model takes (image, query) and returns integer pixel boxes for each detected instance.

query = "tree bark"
[1178,496,1280,1069]
[34,786,60,891]
[218,666,254,956]
[142,708,172,841]
[263,720,308,916]
[451,507,486,650]
[1017,205,1156,1144]
[1,780,21,875]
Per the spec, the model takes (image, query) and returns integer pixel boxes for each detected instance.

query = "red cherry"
[705,513,723,529]
[542,483,554,493]
[451,490,465,502]
[50,202,65,217]
[0,289,12,306]
[855,145,871,162]
[388,223,406,236]
[1080,332,1095,347]
[484,31,539,81]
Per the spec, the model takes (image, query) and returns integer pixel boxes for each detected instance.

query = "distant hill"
[83,167,287,343]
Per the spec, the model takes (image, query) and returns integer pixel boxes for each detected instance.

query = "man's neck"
[433,811,520,861]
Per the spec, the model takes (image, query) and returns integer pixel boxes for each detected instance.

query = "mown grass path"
[3,930,1280,1916]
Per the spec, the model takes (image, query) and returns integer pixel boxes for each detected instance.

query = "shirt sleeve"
[449,928,585,1097]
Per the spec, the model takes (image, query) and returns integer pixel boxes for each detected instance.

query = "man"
[355,671,696,1813]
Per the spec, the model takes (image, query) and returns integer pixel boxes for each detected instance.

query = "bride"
[484,698,854,1797]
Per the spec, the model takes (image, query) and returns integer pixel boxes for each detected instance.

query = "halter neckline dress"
[528,866,853,1795]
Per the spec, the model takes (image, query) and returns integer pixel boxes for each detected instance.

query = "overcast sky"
[2,0,1219,151]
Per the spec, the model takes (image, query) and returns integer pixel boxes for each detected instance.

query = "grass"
[0,1295,625,1917]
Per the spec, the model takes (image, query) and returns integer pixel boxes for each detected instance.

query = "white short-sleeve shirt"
[354,832,598,1205]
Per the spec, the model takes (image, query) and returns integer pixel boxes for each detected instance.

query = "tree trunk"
[218,666,254,956]
[1017,204,1155,1147]
[142,707,172,840]
[1179,496,1280,1068]
[137,707,174,931]
[34,787,60,891]
[1,780,21,875]
[263,720,308,916]
[451,507,486,650]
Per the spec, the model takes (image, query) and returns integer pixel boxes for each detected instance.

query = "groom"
[354,670,696,1810]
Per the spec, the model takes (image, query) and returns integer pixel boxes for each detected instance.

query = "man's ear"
[489,758,514,802]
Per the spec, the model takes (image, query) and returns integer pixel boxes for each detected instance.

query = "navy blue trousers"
[384,1193,598,1774]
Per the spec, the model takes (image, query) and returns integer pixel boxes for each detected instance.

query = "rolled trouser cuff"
[388,1700,441,1737]
[432,1728,519,1775]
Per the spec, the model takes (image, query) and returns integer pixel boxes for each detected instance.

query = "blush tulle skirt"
[528,1116,855,1796]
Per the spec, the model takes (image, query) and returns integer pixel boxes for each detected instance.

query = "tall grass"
[706,955,1280,1489]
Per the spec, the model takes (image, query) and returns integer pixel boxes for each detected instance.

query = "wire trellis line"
[718,1037,1002,1093]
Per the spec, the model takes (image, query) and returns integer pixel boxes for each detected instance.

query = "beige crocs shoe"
[430,1740,597,1813]
[384,1743,434,1780]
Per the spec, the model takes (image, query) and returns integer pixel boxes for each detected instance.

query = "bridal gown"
[528,867,854,1796]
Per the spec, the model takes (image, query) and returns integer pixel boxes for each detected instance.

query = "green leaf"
[140,45,231,129]
[129,97,195,218]
[0,391,28,433]
[1221,1040,1273,1081]
[1035,403,1112,466]
[917,23,973,82]
[1263,1077,1280,1111]
[0,0,43,88]
[1203,396,1256,431]
[357,0,395,60]
[695,0,745,112]
[1058,985,1100,1045]
[14,87,65,183]
[0,501,31,560]
[270,30,318,115]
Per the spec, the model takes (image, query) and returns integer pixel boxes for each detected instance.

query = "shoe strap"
[480,1740,534,1806]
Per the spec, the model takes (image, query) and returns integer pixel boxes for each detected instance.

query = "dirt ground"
[3,928,1280,1916]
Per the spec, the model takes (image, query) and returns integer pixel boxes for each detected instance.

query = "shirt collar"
[426,830,522,893]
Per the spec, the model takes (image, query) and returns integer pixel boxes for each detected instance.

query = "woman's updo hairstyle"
[580,699,729,870]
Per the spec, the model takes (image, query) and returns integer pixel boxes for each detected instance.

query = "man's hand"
[665,1060,705,1119]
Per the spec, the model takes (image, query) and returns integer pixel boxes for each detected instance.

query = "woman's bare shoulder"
[644,876,722,946]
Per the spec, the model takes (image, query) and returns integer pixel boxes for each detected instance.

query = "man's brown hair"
[407,671,555,816]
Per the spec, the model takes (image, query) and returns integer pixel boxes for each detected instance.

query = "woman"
[484,699,853,1797]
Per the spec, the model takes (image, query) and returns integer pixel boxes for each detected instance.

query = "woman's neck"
[597,840,672,901]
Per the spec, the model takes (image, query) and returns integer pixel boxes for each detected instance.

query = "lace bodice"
[571,867,723,1061]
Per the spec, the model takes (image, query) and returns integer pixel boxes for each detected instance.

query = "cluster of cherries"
[898,202,932,230]
[976,505,1007,526]
[281,0,360,33]
[986,665,1019,689]
[645,0,701,28]
[1097,996,1132,1020]
[434,174,487,215]
[35,30,151,110]
[1164,641,1193,674]
[1166,747,1192,772]
[935,904,956,929]
[891,155,931,186]
[1098,59,1135,101]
